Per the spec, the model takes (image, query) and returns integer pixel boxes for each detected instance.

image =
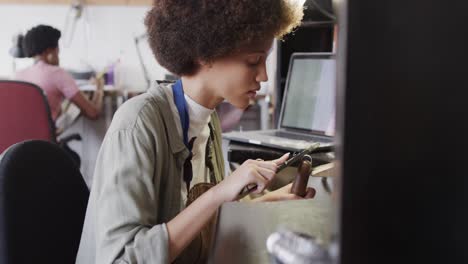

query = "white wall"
[0,4,278,94]
[0,4,168,92]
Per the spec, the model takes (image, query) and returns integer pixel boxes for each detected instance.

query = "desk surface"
[79,83,117,92]
[208,176,334,264]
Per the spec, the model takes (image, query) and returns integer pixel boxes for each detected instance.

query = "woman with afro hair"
[76,1,311,263]
[15,25,103,121]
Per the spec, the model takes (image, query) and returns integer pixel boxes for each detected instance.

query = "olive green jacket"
[76,82,225,264]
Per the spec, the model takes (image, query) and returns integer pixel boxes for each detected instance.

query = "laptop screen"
[280,54,335,134]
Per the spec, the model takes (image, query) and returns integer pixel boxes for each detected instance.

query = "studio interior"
[0,0,467,263]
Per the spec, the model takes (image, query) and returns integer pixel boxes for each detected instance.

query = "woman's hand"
[93,76,105,91]
[253,183,316,202]
[213,153,290,203]
[90,76,105,91]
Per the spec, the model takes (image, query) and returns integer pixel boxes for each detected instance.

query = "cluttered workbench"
[212,138,336,264]
[208,164,335,264]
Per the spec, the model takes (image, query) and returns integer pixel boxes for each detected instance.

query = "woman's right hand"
[214,153,290,202]
[90,76,104,91]
[167,154,290,262]
[96,76,105,92]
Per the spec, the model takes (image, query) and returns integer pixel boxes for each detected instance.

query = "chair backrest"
[0,140,89,264]
[0,80,56,154]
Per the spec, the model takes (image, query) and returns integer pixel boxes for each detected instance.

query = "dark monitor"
[275,0,335,125]
[335,0,468,263]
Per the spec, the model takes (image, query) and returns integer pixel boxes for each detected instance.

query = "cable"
[63,0,84,47]
[307,0,336,21]
[134,33,151,90]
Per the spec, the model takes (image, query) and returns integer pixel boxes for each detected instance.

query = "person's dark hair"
[145,0,304,76]
[22,25,61,58]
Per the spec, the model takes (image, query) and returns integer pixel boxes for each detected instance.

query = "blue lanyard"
[172,80,195,190]
[172,80,190,147]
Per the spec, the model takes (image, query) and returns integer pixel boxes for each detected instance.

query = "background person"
[15,25,103,122]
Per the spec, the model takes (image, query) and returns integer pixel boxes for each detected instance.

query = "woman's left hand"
[253,183,316,202]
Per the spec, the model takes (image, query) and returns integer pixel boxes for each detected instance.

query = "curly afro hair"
[145,0,304,76]
[22,25,61,58]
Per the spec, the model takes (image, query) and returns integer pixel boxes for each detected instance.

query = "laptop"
[223,53,335,152]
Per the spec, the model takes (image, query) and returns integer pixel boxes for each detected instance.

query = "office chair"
[0,140,89,264]
[0,80,81,165]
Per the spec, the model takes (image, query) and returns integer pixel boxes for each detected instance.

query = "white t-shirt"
[162,84,214,205]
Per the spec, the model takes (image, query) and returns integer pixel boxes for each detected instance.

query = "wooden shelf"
[126,0,151,5]
[0,0,151,5]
